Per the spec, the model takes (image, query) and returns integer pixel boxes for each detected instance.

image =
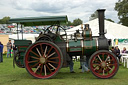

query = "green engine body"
[67,39,97,56]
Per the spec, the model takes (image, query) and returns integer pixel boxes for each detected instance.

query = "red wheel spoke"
[44,65,47,76]
[40,44,44,56]
[46,64,52,73]
[30,56,39,60]
[28,60,39,63]
[103,70,105,75]
[47,52,56,59]
[97,55,102,62]
[108,66,112,70]
[93,59,101,64]
[30,62,40,68]
[105,55,109,62]
[94,65,100,71]
[49,57,59,60]
[105,67,110,74]
[48,63,56,69]
[47,47,53,56]
[34,64,41,73]
[47,60,58,64]
[107,69,110,74]
[43,46,48,57]
[108,64,115,66]
[92,63,100,66]
[97,68,102,73]
[36,48,42,57]
[30,51,40,58]
[40,64,43,75]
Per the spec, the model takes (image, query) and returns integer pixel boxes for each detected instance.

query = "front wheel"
[89,50,119,79]
[13,52,24,68]
[24,41,63,79]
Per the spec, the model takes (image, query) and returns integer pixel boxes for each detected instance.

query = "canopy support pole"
[21,25,23,40]
[17,23,19,39]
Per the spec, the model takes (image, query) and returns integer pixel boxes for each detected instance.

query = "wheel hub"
[101,61,106,68]
[40,57,45,64]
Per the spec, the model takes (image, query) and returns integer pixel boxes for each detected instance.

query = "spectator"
[108,39,111,46]
[68,55,75,73]
[12,43,17,57]
[115,46,121,62]
[80,56,90,73]
[111,46,116,55]
[122,47,127,53]
[69,59,75,73]
[7,40,12,58]
[79,56,89,69]
[0,41,4,62]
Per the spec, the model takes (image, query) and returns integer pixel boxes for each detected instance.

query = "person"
[111,46,116,55]
[69,59,75,73]
[80,56,90,73]
[79,56,89,69]
[108,39,111,46]
[122,47,127,53]
[7,40,12,58]
[67,55,75,73]
[115,46,121,62]
[0,42,4,62]
[12,43,17,57]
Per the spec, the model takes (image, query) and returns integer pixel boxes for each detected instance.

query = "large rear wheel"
[24,41,63,79]
[89,50,119,79]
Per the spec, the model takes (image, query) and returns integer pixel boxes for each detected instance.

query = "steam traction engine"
[9,9,119,79]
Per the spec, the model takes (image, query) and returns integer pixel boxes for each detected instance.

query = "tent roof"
[66,18,128,39]
[9,15,68,26]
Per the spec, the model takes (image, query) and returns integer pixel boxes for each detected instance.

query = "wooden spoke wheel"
[14,52,24,68]
[89,50,119,79]
[24,41,63,79]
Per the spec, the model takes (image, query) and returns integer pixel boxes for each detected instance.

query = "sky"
[0,0,119,23]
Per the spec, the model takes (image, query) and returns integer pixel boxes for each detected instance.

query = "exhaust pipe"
[97,9,109,50]
[97,9,106,38]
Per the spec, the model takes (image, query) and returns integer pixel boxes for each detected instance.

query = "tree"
[72,18,83,26]
[0,16,10,24]
[115,0,128,26]
[90,10,114,23]
[89,10,98,21]
[67,21,73,26]
[105,18,115,23]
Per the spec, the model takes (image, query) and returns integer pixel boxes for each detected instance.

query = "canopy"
[9,15,68,26]
[66,18,128,39]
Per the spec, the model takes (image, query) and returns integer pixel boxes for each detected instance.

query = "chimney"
[97,9,106,38]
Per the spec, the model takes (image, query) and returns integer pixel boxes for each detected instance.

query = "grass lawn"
[0,55,128,85]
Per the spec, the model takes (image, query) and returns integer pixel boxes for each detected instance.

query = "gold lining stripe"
[90,30,92,39]
[81,40,84,47]
[81,40,84,55]
[84,30,86,39]
[66,40,69,52]
[96,38,98,50]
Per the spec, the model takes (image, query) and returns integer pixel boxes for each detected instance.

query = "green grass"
[0,55,128,85]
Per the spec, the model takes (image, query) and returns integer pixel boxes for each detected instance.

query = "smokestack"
[97,9,106,38]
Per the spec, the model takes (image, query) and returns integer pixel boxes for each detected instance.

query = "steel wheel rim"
[25,42,62,79]
[90,52,118,78]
